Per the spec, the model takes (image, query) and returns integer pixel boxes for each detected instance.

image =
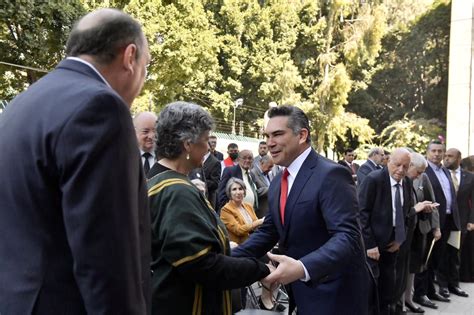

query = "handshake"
[261,252,306,289]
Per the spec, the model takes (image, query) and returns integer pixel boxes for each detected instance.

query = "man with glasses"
[134,111,157,176]
[358,147,385,185]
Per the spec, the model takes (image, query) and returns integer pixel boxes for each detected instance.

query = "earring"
[186,153,190,160]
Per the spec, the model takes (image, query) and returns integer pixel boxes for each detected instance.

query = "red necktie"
[280,169,289,224]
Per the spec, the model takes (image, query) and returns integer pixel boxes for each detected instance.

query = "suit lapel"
[282,151,318,237]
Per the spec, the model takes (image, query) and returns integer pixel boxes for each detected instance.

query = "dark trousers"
[434,215,460,289]
[371,250,398,315]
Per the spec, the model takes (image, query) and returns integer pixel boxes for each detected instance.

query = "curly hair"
[156,101,214,159]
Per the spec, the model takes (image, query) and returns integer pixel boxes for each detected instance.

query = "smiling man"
[232,105,370,314]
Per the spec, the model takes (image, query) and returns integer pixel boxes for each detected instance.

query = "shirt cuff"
[298,260,310,282]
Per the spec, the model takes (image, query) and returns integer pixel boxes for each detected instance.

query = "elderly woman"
[148,102,271,315]
[401,152,440,313]
[220,177,263,244]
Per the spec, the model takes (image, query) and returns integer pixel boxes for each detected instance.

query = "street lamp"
[232,98,243,134]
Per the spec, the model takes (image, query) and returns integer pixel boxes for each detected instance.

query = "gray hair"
[260,155,272,165]
[410,152,428,169]
[156,101,214,159]
[225,177,246,199]
[368,147,383,158]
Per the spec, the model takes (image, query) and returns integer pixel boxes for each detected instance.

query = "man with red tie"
[232,105,370,314]
[338,148,360,182]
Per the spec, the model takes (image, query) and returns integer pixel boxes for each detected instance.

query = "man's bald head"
[387,148,411,182]
[66,8,144,65]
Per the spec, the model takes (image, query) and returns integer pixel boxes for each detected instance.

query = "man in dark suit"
[202,145,222,210]
[358,147,385,185]
[250,155,274,218]
[423,141,463,301]
[0,9,151,314]
[209,135,224,161]
[232,106,370,314]
[359,148,414,314]
[443,147,472,296]
[134,111,157,176]
[338,147,359,182]
[253,141,269,168]
[217,149,259,212]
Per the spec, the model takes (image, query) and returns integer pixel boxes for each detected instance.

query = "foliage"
[0,1,85,100]
[0,0,450,157]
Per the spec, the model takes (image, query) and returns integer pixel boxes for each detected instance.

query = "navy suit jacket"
[456,169,474,232]
[358,168,414,250]
[357,159,380,185]
[425,165,460,230]
[232,150,369,314]
[0,59,150,314]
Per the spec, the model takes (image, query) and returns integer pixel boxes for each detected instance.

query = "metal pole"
[232,104,236,134]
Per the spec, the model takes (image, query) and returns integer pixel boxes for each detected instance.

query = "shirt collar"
[427,160,442,171]
[66,57,111,87]
[140,149,155,158]
[203,151,211,162]
[286,146,312,178]
[389,176,403,187]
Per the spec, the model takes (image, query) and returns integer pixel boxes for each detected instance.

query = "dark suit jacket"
[358,168,414,250]
[457,169,474,232]
[202,153,221,209]
[249,166,270,218]
[212,150,224,161]
[0,59,150,314]
[232,150,369,314]
[337,160,360,174]
[425,165,461,230]
[357,159,380,185]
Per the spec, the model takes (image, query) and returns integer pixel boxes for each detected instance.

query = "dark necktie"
[280,169,289,224]
[395,183,406,244]
[246,171,258,209]
[143,152,152,175]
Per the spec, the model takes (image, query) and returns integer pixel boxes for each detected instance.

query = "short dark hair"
[66,10,144,65]
[155,101,214,159]
[344,148,355,155]
[427,140,445,152]
[259,141,267,146]
[267,105,311,144]
[227,143,238,150]
[209,135,217,139]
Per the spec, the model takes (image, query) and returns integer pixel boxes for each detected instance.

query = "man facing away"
[233,105,370,314]
[134,111,157,176]
[0,9,151,314]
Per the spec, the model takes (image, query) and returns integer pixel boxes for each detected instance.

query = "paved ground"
[240,281,474,314]
[410,282,474,315]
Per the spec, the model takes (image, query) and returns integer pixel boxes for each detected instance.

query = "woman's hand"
[252,218,264,230]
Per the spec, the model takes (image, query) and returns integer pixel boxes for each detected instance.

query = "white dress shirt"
[389,176,404,226]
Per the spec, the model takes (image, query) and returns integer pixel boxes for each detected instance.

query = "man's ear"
[122,43,138,73]
[299,128,309,144]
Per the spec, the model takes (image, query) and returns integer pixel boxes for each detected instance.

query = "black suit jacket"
[425,164,461,230]
[0,59,150,314]
[357,159,380,185]
[212,150,224,161]
[359,168,414,249]
[457,169,474,232]
[202,153,221,209]
[338,160,360,174]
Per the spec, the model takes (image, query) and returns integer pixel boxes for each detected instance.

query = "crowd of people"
[0,8,473,315]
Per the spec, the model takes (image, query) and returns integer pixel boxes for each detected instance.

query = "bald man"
[134,111,157,175]
[359,148,414,314]
[0,9,151,314]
